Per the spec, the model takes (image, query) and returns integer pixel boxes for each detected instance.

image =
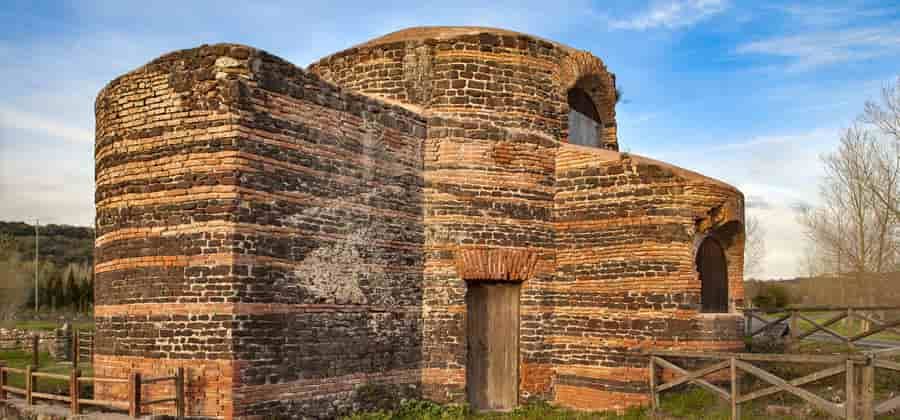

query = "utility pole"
[34,219,39,313]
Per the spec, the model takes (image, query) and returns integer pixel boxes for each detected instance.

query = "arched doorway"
[567,87,603,148]
[696,237,729,313]
[466,281,520,411]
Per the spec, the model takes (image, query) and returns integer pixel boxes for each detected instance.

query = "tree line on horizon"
[0,221,94,320]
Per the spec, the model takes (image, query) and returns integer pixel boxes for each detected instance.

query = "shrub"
[752,284,793,310]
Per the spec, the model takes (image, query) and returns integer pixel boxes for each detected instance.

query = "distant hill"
[0,221,93,267]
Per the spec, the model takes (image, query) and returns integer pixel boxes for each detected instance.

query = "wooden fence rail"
[0,361,184,419]
[744,305,900,349]
[77,330,93,365]
[648,348,900,420]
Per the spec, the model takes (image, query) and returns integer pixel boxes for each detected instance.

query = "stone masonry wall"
[309,29,624,403]
[310,27,619,150]
[551,144,745,411]
[94,43,427,419]
[95,27,746,418]
[226,46,426,420]
[420,117,558,403]
[94,43,251,418]
[0,329,57,354]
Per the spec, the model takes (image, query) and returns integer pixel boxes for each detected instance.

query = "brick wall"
[95,43,426,419]
[551,144,745,411]
[420,117,558,402]
[310,27,619,150]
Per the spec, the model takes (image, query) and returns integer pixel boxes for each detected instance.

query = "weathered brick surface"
[94,27,745,418]
[310,27,618,150]
[93,354,235,417]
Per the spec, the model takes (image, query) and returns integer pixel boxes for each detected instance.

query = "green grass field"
[8,320,94,332]
[804,312,900,341]
[0,349,93,396]
[761,311,900,342]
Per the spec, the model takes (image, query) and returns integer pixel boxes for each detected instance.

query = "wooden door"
[466,281,520,411]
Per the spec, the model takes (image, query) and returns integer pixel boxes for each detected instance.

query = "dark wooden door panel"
[466,282,520,411]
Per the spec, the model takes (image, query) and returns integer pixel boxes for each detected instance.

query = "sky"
[0,0,898,279]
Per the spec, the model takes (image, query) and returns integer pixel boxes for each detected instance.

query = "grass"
[341,391,835,420]
[762,311,900,342]
[0,349,93,396]
[8,320,94,332]
[343,399,645,420]
[343,341,900,420]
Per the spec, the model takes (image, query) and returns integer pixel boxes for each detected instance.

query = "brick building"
[93,26,745,419]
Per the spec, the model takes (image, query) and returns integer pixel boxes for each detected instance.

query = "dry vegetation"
[798,78,899,280]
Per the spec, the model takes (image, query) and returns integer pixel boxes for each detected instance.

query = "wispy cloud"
[0,107,93,144]
[736,25,900,72]
[774,4,898,27]
[706,127,836,152]
[656,125,842,278]
[608,0,728,31]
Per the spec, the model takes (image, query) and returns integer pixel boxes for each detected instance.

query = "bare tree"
[801,127,898,276]
[860,77,900,221]
[743,213,766,278]
[801,243,824,278]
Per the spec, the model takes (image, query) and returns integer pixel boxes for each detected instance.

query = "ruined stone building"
[93,27,746,419]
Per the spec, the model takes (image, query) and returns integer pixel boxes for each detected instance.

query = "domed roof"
[351,26,571,50]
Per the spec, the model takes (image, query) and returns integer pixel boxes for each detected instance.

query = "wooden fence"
[0,361,185,419]
[648,348,900,419]
[76,330,93,366]
[744,305,900,348]
[0,330,93,370]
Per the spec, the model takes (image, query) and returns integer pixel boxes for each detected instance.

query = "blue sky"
[1,0,898,278]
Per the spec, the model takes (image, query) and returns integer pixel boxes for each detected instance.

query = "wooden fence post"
[744,310,751,337]
[788,310,798,351]
[175,367,185,419]
[731,357,740,420]
[129,371,142,418]
[0,361,6,401]
[70,369,81,414]
[861,360,874,420]
[25,365,33,405]
[31,335,39,368]
[846,359,856,420]
[648,356,658,415]
[72,329,79,371]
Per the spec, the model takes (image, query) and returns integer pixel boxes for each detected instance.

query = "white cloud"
[736,25,900,71]
[608,0,728,31]
[706,127,836,152]
[656,126,843,279]
[0,107,93,144]
[0,138,94,226]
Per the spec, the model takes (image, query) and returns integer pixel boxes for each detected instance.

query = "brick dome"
[310,26,619,150]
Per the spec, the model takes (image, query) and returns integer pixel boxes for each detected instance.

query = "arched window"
[696,237,729,313]
[567,88,603,147]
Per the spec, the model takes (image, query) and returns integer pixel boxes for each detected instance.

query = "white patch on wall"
[283,113,422,305]
[291,227,383,305]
